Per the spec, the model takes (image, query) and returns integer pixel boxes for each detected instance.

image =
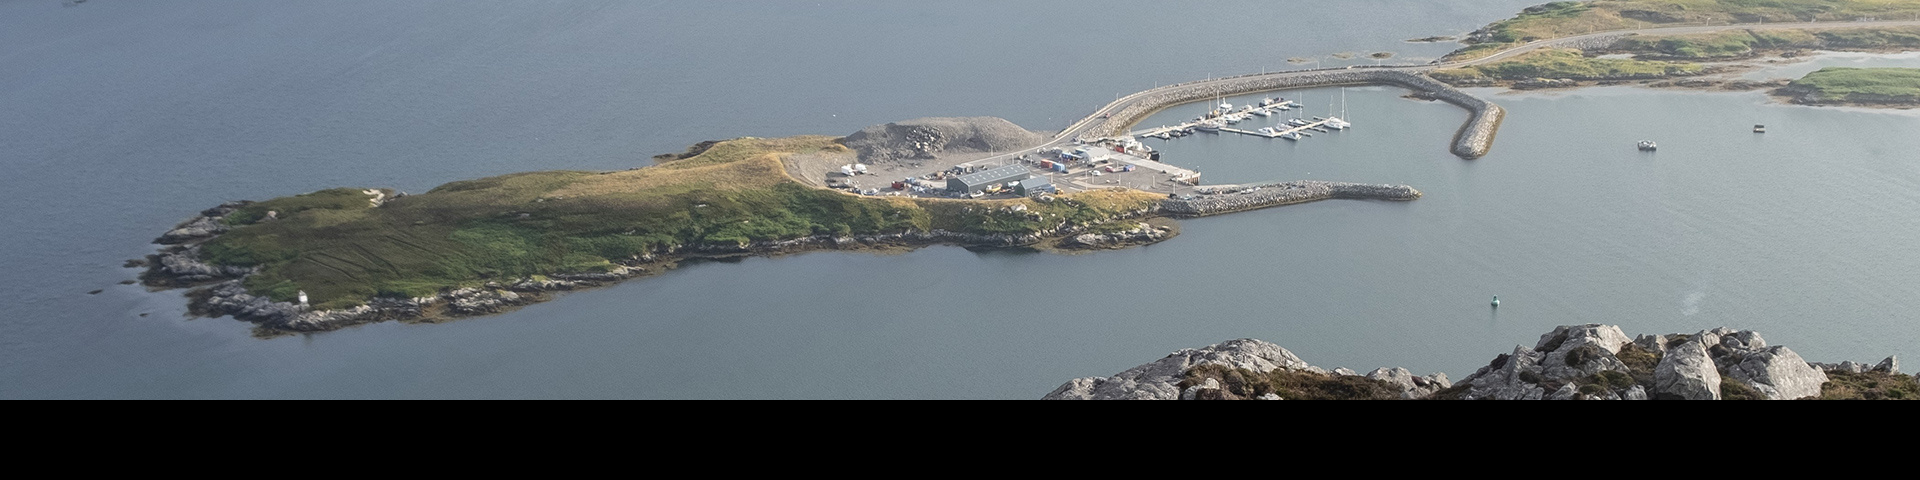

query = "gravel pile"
[840,117,1045,163]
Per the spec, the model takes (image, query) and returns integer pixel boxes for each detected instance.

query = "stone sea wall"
[1080,69,1504,159]
[1160,181,1421,217]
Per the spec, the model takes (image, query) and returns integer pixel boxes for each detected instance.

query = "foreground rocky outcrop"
[1045,324,1911,400]
[1044,339,1450,400]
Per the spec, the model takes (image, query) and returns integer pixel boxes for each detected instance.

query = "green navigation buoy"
[1491,295,1500,307]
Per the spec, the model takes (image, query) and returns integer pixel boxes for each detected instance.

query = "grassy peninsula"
[1433,48,1703,83]
[195,136,1161,309]
[1447,0,1920,61]
[1614,26,1920,58]
[1779,66,1920,104]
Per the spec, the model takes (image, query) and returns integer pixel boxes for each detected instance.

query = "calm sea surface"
[3,0,1914,398]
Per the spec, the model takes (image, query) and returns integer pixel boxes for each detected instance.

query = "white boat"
[1256,126,1279,136]
[1323,88,1351,130]
[1637,140,1657,151]
[1219,102,1233,112]
[1251,109,1272,117]
[1280,131,1302,140]
[1195,121,1221,132]
[1286,118,1310,127]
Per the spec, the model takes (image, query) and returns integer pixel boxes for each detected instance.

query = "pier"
[1220,118,1330,139]
[1160,181,1422,217]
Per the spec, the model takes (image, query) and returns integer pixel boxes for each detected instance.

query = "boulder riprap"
[1045,324,1910,400]
[839,117,1045,163]
[1057,222,1173,249]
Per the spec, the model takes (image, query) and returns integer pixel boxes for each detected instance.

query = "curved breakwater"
[1160,181,1422,217]
[1083,69,1504,159]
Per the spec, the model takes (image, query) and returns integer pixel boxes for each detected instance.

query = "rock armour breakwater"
[1160,181,1421,217]
[1082,70,1504,159]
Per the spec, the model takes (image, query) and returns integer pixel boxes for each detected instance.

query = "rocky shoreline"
[142,199,1168,335]
[1045,324,1911,400]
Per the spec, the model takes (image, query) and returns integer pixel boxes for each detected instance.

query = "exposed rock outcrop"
[1043,339,1317,400]
[1047,324,1910,400]
[840,117,1045,163]
[1365,367,1452,399]
[1655,340,1722,400]
[1725,346,1828,400]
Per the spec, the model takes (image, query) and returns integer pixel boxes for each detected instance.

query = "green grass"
[1449,1,1920,59]
[1719,377,1767,400]
[1816,370,1920,399]
[1788,67,1920,101]
[199,137,1163,309]
[1614,27,1920,58]
[1433,48,1704,81]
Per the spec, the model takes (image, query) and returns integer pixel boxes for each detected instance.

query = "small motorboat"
[1637,140,1657,151]
[1753,124,1766,133]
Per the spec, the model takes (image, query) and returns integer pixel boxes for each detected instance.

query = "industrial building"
[1015,177,1055,196]
[946,164,1031,193]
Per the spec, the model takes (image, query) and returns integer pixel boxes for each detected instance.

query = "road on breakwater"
[966,19,1920,163]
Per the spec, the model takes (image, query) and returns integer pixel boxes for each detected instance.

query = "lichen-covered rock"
[1874,355,1900,374]
[1180,378,1222,400]
[1458,346,1548,400]
[1633,334,1668,356]
[1655,340,1722,400]
[1043,338,1315,400]
[1535,324,1634,380]
[1725,346,1829,400]
[1548,383,1579,400]
[1622,385,1648,400]
[1365,367,1451,399]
